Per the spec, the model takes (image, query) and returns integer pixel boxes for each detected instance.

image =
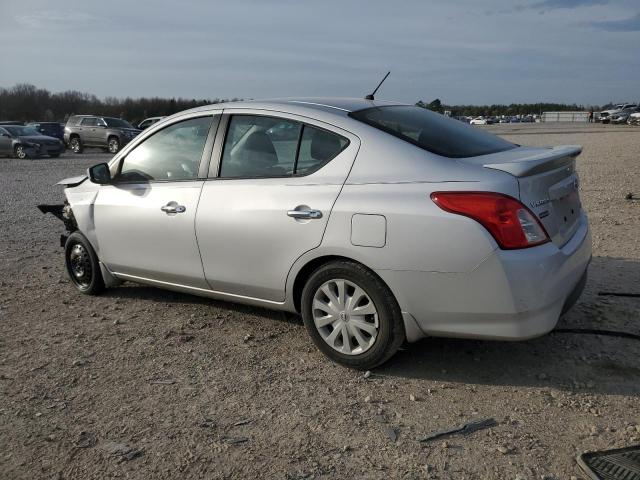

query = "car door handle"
[161,203,186,214]
[287,209,322,219]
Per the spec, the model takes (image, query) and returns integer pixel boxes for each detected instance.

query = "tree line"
[0,84,240,125]
[416,98,602,117]
[0,84,606,124]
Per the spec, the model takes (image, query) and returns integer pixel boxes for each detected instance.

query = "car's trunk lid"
[463,145,583,247]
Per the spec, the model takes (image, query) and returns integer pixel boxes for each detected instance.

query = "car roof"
[185,97,408,117]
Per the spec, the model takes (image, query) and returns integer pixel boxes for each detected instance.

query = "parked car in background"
[27,122,65,142]
[628,112,640,125]
[137,116,164,130]
[0,121,25,126]
[64,115,141,154]
[609,107,640,125]
[42,98,591,369]
[470,117,488,125]
[0,125,64,158]
[599,103,637,124]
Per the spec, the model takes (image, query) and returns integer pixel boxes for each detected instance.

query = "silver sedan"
[43,98,591,369]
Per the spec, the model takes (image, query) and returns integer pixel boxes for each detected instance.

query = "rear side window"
[296,125,349,175]
[220,116,301,178]
[219,115,349,178]
[349,106,516,158]
[80,118,96,126]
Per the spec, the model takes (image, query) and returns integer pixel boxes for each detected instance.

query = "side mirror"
[88,163,111,185]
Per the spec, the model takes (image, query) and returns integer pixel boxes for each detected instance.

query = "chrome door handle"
[161,203,186,214]
[287,209,322,219]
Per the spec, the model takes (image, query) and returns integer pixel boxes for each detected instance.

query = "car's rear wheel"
[301,260,405,369]
[69,136,83,153]
[108,137,120,154]
[64,232,105,295]
[14,145,28,159]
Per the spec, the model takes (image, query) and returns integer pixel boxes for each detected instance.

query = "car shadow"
[101,283,302,326]
[379,256,640,397]
[99,256,639,396]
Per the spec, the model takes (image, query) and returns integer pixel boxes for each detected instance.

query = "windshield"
[5,126,40,136]
[104,118,134,128]
[349,105,516,158]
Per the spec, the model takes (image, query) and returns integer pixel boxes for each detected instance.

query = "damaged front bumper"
[37,203,77,246]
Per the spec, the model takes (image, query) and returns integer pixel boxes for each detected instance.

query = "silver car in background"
[42,98,591,369]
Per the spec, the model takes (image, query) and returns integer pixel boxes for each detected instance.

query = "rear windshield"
[349,105,516,158]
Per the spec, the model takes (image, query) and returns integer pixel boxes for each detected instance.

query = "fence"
[541,111,589,123]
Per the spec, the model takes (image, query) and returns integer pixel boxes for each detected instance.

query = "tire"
[301,260,405,369]
[69,136,83,154]
[14,145,28,159]
[107,137,120,154]
[64,231,105,295]
[49,153,60,158]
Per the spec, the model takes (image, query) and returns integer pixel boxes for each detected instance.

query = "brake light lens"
[430,192,549,249]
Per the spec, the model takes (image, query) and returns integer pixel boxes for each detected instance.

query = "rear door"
[195,111,359,301]
[93,114,219,287]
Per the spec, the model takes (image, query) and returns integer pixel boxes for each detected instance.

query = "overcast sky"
[0,0,638,105]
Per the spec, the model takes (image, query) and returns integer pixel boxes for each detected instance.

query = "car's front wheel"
[14,145,28,159]
[69,137,83,153]
[64,232,105,295]
[107,137,120,154]
[301,260,405,369]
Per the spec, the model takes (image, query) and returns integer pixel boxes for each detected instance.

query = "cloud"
[589,12,640,31]
[529,0,609,11]
[15,11,100,28]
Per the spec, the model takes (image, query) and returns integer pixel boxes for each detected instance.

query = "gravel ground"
[1,125,639,480]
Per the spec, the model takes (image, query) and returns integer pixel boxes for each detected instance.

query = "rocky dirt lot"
[1,124,639,480]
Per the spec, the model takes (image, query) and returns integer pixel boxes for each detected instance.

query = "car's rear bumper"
[378,213,592,342]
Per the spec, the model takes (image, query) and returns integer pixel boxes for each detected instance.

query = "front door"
[93,114,218,288]
[195,112,358,302]
[0,128,12,155]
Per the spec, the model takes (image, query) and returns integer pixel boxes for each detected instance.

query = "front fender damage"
[37,202,77,246]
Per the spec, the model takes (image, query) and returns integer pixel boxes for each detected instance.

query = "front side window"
[349,105,516,158]
[117,116,212,182]
[219,115,348,178]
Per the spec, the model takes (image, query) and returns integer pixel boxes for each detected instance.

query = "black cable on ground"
[552,328,640,341]
[598,292,640,298]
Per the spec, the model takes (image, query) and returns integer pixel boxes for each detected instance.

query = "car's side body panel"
[59,98,591,347]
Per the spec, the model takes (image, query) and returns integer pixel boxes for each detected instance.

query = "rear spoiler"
[483,145,582,178]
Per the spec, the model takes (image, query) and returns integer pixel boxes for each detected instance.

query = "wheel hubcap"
[69,244,92,287]
[16,147,25,158]
[312,279,379,355]
[71,139,79,152]
[108,140,118,153]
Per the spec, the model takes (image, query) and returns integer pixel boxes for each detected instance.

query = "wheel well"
[108,135,119,141]
[292,255,384,313]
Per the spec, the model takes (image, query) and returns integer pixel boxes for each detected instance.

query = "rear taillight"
[430,192,549,249]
